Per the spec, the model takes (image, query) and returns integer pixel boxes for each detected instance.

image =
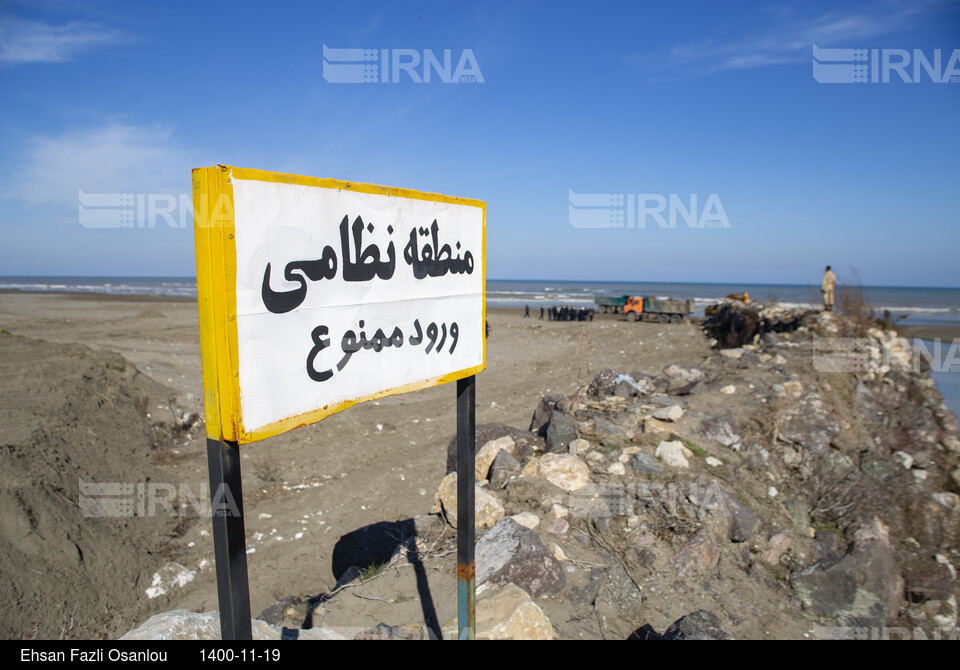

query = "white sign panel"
[193,166,485,443]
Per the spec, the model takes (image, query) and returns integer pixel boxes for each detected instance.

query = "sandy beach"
[0,291,712,637]
[4,290,960,640]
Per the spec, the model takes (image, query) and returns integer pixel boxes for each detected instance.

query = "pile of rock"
[126,306,960,640]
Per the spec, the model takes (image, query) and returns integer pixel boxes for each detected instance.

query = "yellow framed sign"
[193,165,486,444]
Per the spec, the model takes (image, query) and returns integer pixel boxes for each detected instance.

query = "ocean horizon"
[2,276,959,327]
[2,274,958,422]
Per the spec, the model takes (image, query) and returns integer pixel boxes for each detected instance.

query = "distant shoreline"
[893,324,960,342]
[2,286,958,338]
[0,288,196,303]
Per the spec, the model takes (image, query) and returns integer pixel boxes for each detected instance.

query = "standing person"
[524,304,530,318]
[821,265,836,311]
[539,305,544,320]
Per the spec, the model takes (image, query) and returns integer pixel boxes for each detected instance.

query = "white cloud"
[0,17,126,64]
[5,123,202,207]
[646,1,952,78]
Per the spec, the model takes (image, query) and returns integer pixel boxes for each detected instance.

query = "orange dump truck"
[624,296,696,323]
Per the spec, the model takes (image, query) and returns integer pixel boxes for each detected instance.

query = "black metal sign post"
[206,437,253,640]
[456,375,477,640]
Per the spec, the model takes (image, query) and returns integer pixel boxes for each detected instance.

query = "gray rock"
[859,453,897,481]
[594,418,625,438]
[855,382,878,420]
[761,332,781,346]
[614,377,642,398]
[594,417,627,447]
[663,365,706,383]
[700,414,740,448]
[597,564,643,615]
[653,405,684,422]
[122,610,344,640]
[783,498,810,531]
[355,623,425,640]
[572,569,604,608]
[791,519,901,628]
[901,556,955,602]
[487,449,521,489]
[257,596,303,627]
[738,352,764,369]
[686,482,759,542]
[446,423,539,473]
[725,496,760,543]
[476,518,565,597]
[777,394,840,455]
[545,411,579,453]
[530,393,567,438]
[588,369,622,397]
[674,528,720,577]
[813,529,845,562]
[642,376,670,394]
[630,452,663,476]
[670,380,701,396]
[661,610,734,640]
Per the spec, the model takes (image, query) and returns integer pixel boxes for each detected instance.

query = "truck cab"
[624,296,644,321]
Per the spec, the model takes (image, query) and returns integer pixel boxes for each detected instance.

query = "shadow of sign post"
[193,165,486,640]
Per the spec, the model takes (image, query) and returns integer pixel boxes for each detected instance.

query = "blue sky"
[1,0,958,287]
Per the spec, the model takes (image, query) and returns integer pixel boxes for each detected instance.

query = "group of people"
[524,304,595,321]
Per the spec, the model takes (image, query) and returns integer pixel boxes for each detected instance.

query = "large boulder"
[476,436,515,482]
[661,610,735,640]
[686,482,759,542]
[545,411,579,453]
[538,453,592,491]
[487,449,521,489]
[122,610,344,640]
[791,519,902,627]
[446,424,538,473]
[476,519,565,597]
[777,394,840,455]
[529,393,567,438]
[431,473,505,530]
[442,584,553,640]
